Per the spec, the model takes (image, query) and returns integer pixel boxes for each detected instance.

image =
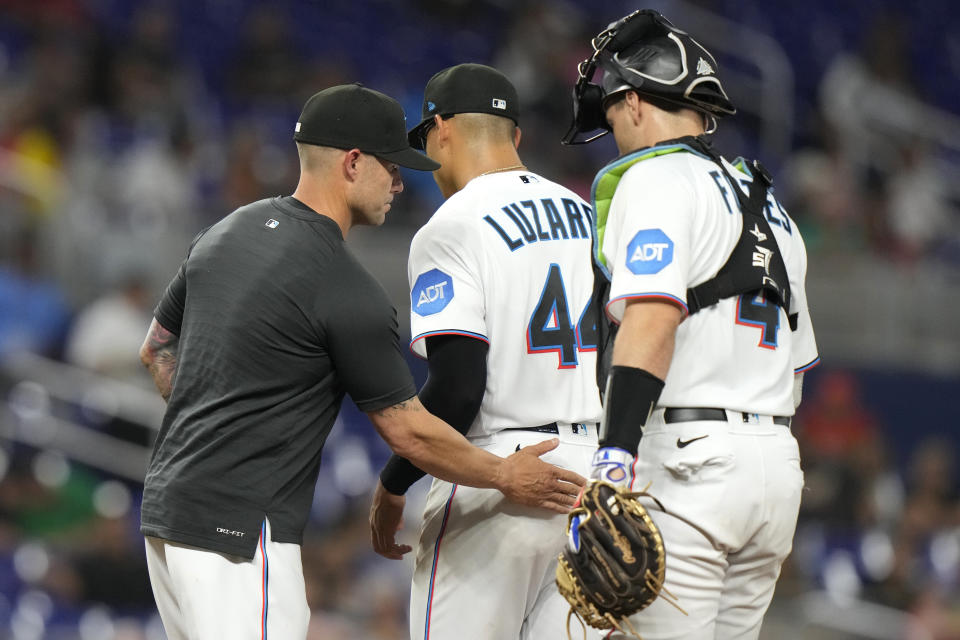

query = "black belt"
[663,408,791,427]
[501,422,598,435]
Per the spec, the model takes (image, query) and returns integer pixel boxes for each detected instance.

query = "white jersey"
[408,170,603,438]
[600,146,819,416]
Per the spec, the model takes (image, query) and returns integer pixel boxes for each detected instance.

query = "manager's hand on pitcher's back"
[368,397,584,514]
[494,438,586,513]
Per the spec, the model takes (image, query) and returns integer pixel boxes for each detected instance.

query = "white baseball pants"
[409,426,602,640]
[609,411,804,640]
[144,517,310,640]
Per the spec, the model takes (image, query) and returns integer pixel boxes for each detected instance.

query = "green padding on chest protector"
[590,143,703,273]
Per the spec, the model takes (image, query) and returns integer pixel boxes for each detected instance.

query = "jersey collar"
[590,136,712,277]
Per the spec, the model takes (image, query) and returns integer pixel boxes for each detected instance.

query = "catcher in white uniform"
[368,64,603,639]
[560,10,820,639]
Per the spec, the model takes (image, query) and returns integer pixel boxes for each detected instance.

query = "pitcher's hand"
[369,480,412,559]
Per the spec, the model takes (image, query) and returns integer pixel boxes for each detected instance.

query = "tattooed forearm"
[149,348,178,401]
[374,396,424,418]
[140,319,180,402]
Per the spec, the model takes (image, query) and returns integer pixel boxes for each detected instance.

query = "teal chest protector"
[589,136,797,390]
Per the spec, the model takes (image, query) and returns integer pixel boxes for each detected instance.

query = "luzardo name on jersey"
[483,196,594,252]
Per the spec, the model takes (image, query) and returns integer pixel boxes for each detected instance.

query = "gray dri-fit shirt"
[140,196,417,558]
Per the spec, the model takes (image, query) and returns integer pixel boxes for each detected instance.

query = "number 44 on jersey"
[527,264,597,369]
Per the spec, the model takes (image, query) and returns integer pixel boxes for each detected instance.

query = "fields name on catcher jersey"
[409,170,603,439]
[601,146,819,417]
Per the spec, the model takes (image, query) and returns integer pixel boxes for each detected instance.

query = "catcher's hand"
[556,480,680,638]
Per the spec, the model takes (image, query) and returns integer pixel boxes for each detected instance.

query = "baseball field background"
[0,0,957,638]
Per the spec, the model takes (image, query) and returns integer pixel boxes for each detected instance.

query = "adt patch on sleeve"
[411,269,455,316]
[626,229,674,275]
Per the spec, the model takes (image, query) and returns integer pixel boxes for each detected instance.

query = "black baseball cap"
[294,83,440,171]
[407,64,520,150]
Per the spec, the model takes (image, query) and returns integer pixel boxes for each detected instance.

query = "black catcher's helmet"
[563,9,736,144]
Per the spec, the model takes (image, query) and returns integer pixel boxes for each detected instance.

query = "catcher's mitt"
[556,480,681,638]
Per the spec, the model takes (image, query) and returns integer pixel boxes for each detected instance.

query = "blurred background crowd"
[0,0,957,638]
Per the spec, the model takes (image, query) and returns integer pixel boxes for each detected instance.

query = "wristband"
[599,365,665,453]
[380,454,427,496]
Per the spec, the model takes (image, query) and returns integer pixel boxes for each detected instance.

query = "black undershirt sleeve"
[379,334,488,495]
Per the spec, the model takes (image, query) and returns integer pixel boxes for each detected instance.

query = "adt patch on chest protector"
[412,268,454,316]
[626,228,673,274]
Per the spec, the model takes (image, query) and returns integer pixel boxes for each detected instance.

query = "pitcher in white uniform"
[368,64,603,639]
[561,10,820,640]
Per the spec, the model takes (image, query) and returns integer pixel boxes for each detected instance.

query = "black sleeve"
[154,228,211,335]
[379,334,488,495]
[324,272,417,412]
[154,261,187,335]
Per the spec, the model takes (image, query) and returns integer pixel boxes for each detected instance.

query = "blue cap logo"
[427,101,437,113]
[412,269,454,316]
[626,229,674,274]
